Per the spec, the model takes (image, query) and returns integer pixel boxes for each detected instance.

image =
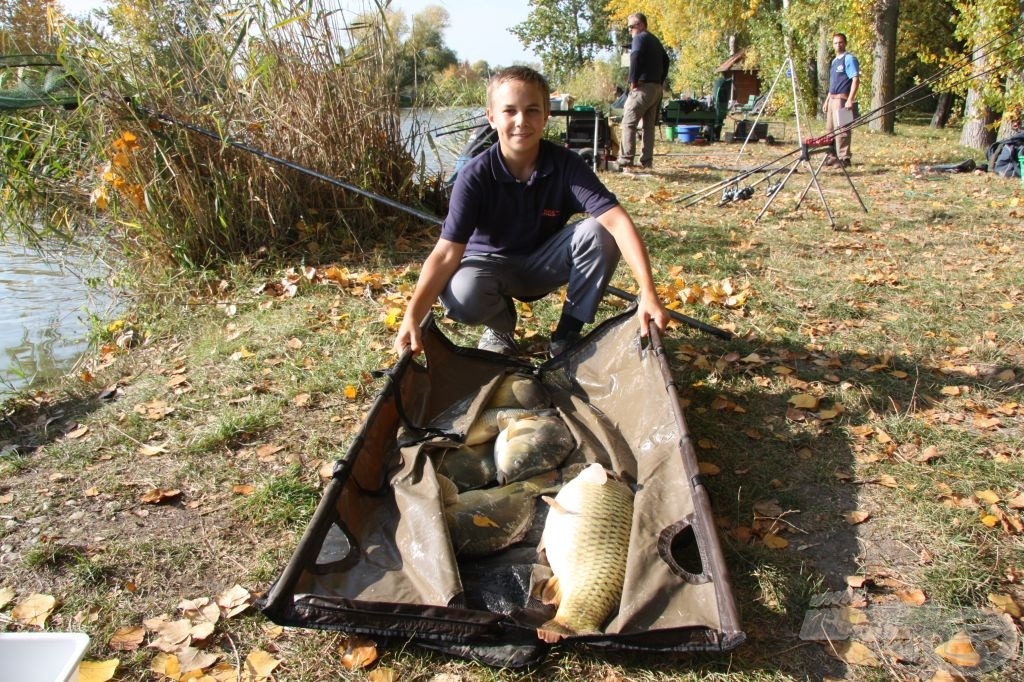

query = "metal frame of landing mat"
[258,308,746,667]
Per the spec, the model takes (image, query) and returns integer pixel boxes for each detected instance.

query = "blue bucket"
[676,125,701,143]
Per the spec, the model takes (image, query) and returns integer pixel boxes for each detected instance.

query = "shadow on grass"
[590,317,1024,680]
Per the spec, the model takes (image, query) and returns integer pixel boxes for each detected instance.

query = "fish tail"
[537,619,574,644]
[537,617,600,643]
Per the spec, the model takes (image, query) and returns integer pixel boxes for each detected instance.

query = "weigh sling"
[260,308,745,666]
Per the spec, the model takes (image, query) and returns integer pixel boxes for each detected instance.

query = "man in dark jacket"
[616,13,669,170]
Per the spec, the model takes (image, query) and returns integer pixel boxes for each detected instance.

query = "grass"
[1,120,1023,680]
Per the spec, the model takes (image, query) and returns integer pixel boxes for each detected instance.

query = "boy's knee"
[572,219,617,254]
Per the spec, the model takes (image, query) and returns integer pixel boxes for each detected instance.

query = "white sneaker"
[477,327,517,356]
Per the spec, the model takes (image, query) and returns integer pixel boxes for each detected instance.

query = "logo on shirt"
[542,209,560,218]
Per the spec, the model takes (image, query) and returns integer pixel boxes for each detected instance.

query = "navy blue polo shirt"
[828,53,859,95]
[441,140,619,256]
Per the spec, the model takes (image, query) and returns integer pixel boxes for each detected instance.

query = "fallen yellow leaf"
[976,489,1001,505]
[66,424,90,439]
[698,461,721,475]
[472,514,499,528]
[788,393,819,410]
[243,649,280,679]
[338,636,378,670]
[77,659,119,682]
[108,625,146,651]
[844,510,871,525]
[12,593,56,627]
[988,592,1022,617]
[761,533,788,549]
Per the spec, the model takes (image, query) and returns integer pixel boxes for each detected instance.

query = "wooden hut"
[716,48,760,108]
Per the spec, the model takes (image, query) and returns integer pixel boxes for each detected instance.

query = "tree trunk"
[960,46,997,149]
[816,22,830,121]
[869,0,899,133]
[930,92,952,128]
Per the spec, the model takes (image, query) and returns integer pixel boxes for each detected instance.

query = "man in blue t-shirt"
[822,32,859,167]
[394,66,669,358]
[616,13,670,170]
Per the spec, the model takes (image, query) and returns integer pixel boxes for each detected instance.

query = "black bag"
[259,309,745,667]
[985,131,1024,178]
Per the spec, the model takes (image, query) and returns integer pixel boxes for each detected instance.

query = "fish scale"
[538,464,634,640]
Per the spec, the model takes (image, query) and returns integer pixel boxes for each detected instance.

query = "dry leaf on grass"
[761,533,789,549]
[177,645,220,672]
[898,588,927,605]
[338,636,378,670]
[0,586,14,609]
[77,659,119,682]
[140,488,182,504]
[844,510,871,525]
[243,649,281,680]
[217,584,253,618]
[698,461,721,475]
[368,668,397,682]
[66,424,90,439]
[12,593,56,626]
[108,625,146,651]
[988,592,1022,617]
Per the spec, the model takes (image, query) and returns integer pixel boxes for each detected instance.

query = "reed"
[2,0,429,270]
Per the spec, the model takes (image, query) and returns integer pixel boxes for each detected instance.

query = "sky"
[58,0,537,66]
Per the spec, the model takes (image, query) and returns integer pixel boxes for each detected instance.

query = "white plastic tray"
[0,632,91,682]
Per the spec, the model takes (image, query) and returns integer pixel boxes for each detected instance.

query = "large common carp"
[493,413,574,484]
[537,463,634,642]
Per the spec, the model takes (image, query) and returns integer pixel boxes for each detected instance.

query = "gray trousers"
[440,218,620,333]
[619,82,663,167]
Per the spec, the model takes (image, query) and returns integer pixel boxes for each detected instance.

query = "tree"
[510,0,613,84]
[869,0,899,133]
[0,0,56,53]
[953,0,1020,149]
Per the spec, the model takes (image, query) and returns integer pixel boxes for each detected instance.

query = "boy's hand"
[394,316,423,356]
[637,296,670,337]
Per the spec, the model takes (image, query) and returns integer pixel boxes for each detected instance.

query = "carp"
[464,407,552,446]
[432,442,496,491]
[443,471,560,558]
[537,463,634,642]
[485,374,549,410]
[493,412,574,484]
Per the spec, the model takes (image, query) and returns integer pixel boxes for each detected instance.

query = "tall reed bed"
[4,0,428,270]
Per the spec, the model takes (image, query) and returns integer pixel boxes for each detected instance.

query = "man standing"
[822,32,859,167]
[616,13,669,170]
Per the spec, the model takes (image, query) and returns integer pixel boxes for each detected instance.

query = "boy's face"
[486,78,550,157]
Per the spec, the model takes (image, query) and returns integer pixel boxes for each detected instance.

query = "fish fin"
[540,576,562,606]
[537,619,573,644]
[540,495,570,515]
[574,462,608,485]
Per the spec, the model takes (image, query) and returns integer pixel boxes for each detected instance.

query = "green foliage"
[510,0,613,83]
[556,58,619,107]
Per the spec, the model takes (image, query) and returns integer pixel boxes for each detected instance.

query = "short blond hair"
[486,66,551,109]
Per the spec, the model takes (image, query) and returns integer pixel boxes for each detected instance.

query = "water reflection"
[0,241,120,394]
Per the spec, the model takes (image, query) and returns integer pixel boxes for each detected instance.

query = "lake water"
[0,108,485,395]
[0,241,120,395]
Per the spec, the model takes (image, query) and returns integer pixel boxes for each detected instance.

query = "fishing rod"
[678,21,1023,209]
[130,101,732,341]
